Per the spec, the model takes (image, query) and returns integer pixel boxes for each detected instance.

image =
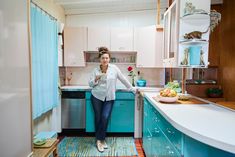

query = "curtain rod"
[30,0,57,21]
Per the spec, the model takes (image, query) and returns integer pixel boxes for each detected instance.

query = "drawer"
[151,125,181,157]
[85,91,135,100]
[116,92,135,100]
[151,105,183,154]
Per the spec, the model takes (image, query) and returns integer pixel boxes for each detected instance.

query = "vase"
[131,77,135,87]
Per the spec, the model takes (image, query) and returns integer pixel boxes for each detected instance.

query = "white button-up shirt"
[88,64,134,101]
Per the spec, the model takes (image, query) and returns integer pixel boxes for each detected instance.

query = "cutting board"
[34,138,57,148]
[216,101,235,110]
[153,97,209,105]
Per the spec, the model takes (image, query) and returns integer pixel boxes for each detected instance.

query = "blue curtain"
[31,4,58,119]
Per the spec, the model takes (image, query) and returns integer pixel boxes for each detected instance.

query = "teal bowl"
[136,80,146,87]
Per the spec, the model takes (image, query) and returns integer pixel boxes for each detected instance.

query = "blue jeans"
[91,94,114,140]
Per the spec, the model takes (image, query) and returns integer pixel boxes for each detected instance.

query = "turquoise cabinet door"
[143,99,148,154]
[110,100,134,132]
[86,91,134,133]
[151,124,181,157]
[86,99,111,132]
[86,99,95,132]
[143,98,153,157]
[150,100,183,155]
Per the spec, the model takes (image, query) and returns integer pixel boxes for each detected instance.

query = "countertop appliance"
[61,91,85,129]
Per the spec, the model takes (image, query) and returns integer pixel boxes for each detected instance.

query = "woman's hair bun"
[98,46,110,58]
[98,46,109,52]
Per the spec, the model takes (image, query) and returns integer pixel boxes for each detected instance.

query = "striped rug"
[58,137,138,157]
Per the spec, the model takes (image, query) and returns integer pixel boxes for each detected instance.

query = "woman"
[88,47,136,152]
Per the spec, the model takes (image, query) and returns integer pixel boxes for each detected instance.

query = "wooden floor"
[134,138,145,157]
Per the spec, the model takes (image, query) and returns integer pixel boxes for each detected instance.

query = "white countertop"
[144,92,235,154]
[61,85,162,92]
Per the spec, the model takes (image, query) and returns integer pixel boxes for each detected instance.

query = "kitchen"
[1,0,235,157]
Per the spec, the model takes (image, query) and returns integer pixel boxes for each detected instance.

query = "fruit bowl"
[157,95,178,103]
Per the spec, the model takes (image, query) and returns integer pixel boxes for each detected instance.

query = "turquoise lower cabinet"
[85,91,134,132]
[151,125,181,157]
[143,98,181,157]
[143,98,235,157]
[110,100,134,132]
[86,99,95,132]
[152,107,183,154]
[183,135,235,157]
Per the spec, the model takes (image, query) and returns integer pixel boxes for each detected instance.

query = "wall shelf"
[179,39,208,45]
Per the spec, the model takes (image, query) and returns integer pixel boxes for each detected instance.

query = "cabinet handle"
[165,145,175,154]
[154,117,160,122]
[154,128,160,133]
[166,128,175,134]
[119,47,125,50]
[168,150,175,155]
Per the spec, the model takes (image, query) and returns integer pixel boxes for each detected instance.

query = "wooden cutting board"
[216,101,235,110]
[153,97,209,105]
[34,138,57,148]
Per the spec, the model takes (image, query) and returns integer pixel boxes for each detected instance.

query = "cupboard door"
[110,100,134,132]
[151,124,181,157]
[85,100,95,132]
[85,99,111,132]
[87,27,110,51]
[64,27,87,67]
[111,28,133,51]
[134,26,163,68]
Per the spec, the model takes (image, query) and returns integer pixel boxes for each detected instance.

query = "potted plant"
[206,88,223,98]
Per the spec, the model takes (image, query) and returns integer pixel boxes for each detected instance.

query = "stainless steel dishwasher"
[61,91,85,129]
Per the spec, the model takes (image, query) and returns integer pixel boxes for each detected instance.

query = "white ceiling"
[54,0,223,15]
[54,0,169,15]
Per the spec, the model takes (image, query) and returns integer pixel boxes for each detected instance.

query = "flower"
[127,66,135,77]
[127,66,133,72]
[127,66,136,86]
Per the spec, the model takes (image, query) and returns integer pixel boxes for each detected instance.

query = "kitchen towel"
[58,136,138,157]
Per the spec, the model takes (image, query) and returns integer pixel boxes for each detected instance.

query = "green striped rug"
[58,137,138,157]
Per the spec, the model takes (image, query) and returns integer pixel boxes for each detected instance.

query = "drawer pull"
[154,128,160,133]
[166,128,175,134]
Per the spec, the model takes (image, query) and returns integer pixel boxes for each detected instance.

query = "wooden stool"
[33,138,59,157]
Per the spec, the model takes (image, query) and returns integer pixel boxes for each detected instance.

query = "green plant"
[206,88,223,97]
[165,81,182,93]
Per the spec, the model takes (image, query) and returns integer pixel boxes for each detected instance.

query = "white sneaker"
[102,140,108,149]
[96,140,104,152]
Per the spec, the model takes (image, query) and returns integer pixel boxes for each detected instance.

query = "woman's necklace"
[100,65,108,73]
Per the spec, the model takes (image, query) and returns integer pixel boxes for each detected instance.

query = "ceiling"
[54,0,223,15]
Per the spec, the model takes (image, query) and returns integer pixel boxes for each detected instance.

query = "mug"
[189,46,201,65]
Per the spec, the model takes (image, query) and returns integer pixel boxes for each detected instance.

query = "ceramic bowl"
[157,95,178,103]
[136,80,146,87]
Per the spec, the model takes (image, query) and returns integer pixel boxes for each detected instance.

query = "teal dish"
[136,80,146,87]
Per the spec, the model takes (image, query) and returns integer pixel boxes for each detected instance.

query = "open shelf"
[86,62,136,65]
[179,39,208,45]
[181,12,210,20]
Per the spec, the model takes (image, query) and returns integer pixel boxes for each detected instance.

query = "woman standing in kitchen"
[88,46,136,152]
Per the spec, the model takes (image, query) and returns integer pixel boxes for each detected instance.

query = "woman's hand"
[95,75,101,82]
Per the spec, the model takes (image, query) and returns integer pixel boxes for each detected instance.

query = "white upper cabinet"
[163,0,211,67]
[87,27,111,51]
[134,25,163,68]
[110,28,134,51]
[64,27,87,67]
